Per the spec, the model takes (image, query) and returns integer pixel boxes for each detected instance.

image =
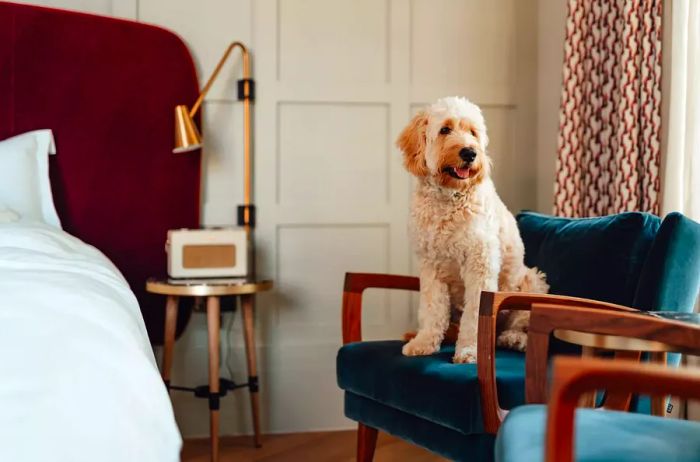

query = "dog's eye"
[439,126,451,135]
[470,128,477,137]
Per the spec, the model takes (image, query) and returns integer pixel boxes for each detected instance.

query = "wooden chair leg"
[357,423,378,462]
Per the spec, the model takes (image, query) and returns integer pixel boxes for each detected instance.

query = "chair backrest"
[633,212,700,313]
[517,212,700,313]
[517,212,658,308]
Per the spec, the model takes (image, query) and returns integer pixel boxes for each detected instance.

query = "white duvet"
[0,221,181,461]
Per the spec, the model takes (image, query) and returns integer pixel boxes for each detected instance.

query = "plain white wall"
[535,0,567,212]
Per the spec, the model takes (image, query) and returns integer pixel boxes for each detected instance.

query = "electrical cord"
[220,302,238,380]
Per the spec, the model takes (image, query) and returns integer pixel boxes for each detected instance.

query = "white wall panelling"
[277,102,391,205]
[139,0,252,102]
[200,101,245,226]
[277,0,390,83]
[481,106,517,208]
[20,0,538,436]
[536,0,567,212]
[275,224,390,331]
[411,0,516,98]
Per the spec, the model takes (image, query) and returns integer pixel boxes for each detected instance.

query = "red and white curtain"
[554,0,663,217]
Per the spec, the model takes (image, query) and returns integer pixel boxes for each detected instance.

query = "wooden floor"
[182,430,447,462]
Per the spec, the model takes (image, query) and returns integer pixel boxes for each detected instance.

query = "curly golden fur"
[397,97,549,363]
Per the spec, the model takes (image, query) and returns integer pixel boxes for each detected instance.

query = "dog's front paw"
[453,346,477,364]
[402,338,439,356]
[496,330,528,352]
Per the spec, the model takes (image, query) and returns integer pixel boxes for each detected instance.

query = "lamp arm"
[185,40,255,235]
[189,41,251,117]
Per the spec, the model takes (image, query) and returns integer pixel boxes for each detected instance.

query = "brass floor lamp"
[174,41,256,256]
[171,42,262,460]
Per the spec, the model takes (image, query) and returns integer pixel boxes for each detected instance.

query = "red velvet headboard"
[0,2,200,344]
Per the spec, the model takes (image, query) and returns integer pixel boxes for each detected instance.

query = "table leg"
[603,350,642,411]
[162,295,178,391]
[650,352,668,417]
[207,296,221,462]
[241,294,262,448]
[579,346,598,408]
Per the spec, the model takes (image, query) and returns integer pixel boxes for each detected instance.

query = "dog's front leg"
[454,239,500,363]
[402,265,450,357]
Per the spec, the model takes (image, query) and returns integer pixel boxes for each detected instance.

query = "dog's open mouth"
[443,165,472,180]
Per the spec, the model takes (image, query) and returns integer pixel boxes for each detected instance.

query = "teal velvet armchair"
[496,304,700,462]
[336,212,700,462]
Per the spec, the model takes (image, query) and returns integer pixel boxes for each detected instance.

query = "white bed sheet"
[0,221,181,462]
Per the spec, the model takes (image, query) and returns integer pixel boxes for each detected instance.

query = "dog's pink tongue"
[454,167,470,179]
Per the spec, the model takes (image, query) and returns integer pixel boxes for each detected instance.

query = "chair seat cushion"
[337,340,525,434]
[496,404,700,462]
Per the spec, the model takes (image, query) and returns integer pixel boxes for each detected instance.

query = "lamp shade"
[173,104,202,153]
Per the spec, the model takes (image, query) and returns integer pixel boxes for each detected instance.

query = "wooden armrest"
[342,272,420,344]
[343,272,420,295]
[525,304,700,404]
[547,357,700,462]
[478,291,637,317]
[476,292,637,433]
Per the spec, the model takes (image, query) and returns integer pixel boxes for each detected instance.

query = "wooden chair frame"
[341,272,642,460]
[526,304,700,402]
[547,356,700,462]
[476,292,635,432]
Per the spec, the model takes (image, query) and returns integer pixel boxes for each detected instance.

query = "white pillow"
[0,130,61,228]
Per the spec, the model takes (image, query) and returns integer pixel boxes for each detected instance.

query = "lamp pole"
[185,42,256,277]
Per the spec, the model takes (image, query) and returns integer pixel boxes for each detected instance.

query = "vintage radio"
[166,228,248,278]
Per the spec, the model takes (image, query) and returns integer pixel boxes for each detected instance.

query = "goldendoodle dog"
[397,96,548,364]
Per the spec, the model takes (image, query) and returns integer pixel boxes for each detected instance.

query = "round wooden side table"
[146,278,273,462]
[554,311,700,416]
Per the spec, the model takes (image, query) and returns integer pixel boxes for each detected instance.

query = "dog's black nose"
[459,147,477,163]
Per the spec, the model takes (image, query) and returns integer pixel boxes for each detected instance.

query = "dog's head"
[396,97,491,190]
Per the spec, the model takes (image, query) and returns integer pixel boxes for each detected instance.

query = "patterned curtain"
[554,0,663,217]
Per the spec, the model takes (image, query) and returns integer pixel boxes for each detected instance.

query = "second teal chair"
[496,303,700,462]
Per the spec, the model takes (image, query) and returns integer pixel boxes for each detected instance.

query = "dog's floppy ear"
[396,111,429,177]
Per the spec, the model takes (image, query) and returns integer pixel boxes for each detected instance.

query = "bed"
[0,2,201,460]
[0,221,181,460]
